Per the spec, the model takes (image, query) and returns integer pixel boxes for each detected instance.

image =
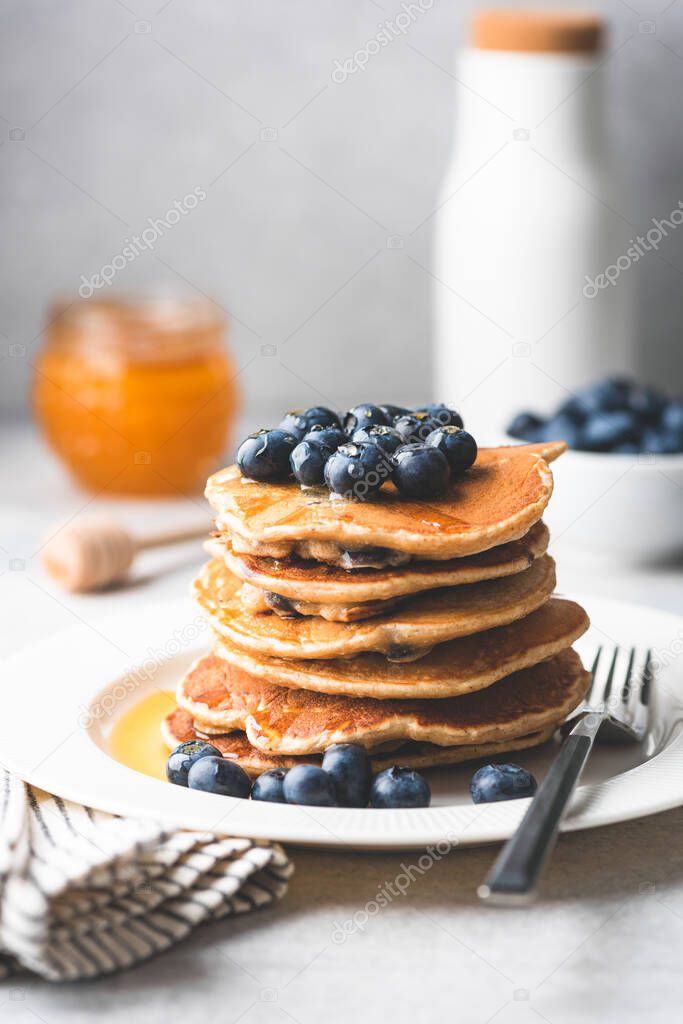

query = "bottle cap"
[472,10,603,53]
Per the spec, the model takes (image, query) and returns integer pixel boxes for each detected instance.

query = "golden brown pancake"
[194,554,556,661]
[162,707,556,776]
[216,521,550,605]
[236,581,402,623]
[175,648,588,754]
[211,598,588,699]
[206,442,565,561]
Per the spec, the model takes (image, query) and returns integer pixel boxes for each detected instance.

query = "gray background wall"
[2,0,683,428]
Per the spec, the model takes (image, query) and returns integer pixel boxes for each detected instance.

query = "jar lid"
[472,10,603,54]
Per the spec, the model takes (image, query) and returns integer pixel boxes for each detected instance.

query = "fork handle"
[478,730,595,905]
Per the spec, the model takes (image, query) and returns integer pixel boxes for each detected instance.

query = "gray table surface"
[2,425,683,1023]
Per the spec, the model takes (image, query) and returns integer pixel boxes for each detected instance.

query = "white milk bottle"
[433,10,634,438]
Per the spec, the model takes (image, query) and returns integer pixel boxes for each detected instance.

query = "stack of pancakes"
[163,440,591,776]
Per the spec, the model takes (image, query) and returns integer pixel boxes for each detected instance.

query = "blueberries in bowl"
[369,766,431,808]
[279,406,341,440]
[251,768,288,803]
[508,377,683,454]
[283,765,338,807]
[166,740,223,787]
[426,426,477,476]
[343,403,388,434]
[290,439,333,487]
[237,428,298,482]
[324,442,389,499]
[351,424,403,457]
[322,743,372,808]
[470,763,537,804]
[187,756,252,798]
[391,444,450,499]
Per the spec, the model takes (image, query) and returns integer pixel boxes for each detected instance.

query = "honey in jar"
[33,296,239,496]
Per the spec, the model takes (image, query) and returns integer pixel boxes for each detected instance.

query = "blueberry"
[369,766,431,808]
[582,410,639,452]
[251,768,288,803]
[470,763,537,804]
[392,444,450,499]
[237,428,298,482]
[379,404,410,422]
[166,740,222,787]
[628,386,665,424]
[322,744,372,808]
[290,439,332,487]
[508,411,544,440]
[576,376,632,415]
[416,403,464,429]
[426,426,477,476]
[303,425,347,450]
[393,412,440,444]
[279,407,341,440]
[324,442,389,499]
[351,424,403,457]
[187,756,252,798]
[282,764,338,806]
[343,403,389,434]
[536,414,584,449]
[662,400,683,436]
[642,428,683,454]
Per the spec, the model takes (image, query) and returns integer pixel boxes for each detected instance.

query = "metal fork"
[477,645,653,906]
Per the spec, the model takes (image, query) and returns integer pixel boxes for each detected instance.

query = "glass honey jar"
[33,296,239,497]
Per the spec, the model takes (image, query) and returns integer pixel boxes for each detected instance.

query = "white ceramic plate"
[2,594,683,850]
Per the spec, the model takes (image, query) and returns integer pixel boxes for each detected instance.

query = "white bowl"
[505,437,683,564]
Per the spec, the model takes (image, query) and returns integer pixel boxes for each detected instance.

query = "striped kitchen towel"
[0,769,293,982]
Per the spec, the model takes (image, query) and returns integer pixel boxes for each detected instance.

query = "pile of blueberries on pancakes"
[509,376,683,454]
[236,402,478,501]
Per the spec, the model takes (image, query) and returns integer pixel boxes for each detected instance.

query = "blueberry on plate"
[279,406,341,440]
[237,428,298,482]
[628,386,665,423]
[342,403,389,434]
[282,764,338,806]
[290,439,333,487]
[392,444,450,499]
[187,756,252,798]
[416,403,464,429]
[507,411,544,440]
[582,410,639,452]
[426,426,477,476]
[351,424,403,457]
[251,768,288,803]
[322,743,372,808]
[575,376,632,415]
[303,425,347,450]
[393,412,440,444]
[642,427,683,454]
[369,766,431,808]
[324,442,389,499]
[470,763,537,804]
[379,403,410,422]
[661,400,683,436]
[166,740,222,787]
[536,414,584,449]
[556,394,589,424]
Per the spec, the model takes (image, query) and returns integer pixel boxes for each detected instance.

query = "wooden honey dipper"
[41,517,208,593]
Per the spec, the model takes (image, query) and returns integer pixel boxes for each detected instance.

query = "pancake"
[212,598,588,699]
[216,521,550,605]
[237,580,402,623]
[194,554,556,661]
[176,648,588,754]
[206,442,565,562]
[162,707,556,775]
